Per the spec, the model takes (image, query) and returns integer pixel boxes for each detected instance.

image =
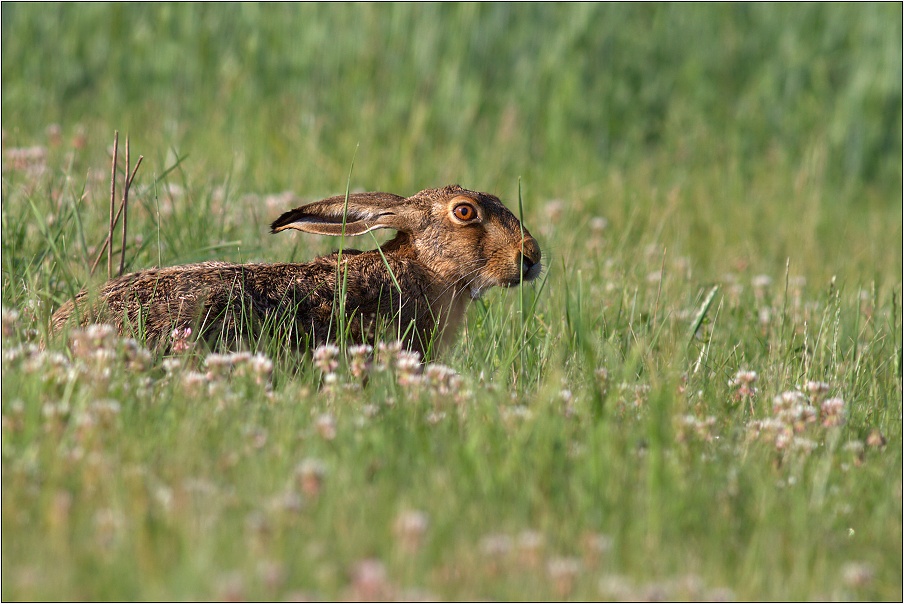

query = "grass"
[2,3,902,601]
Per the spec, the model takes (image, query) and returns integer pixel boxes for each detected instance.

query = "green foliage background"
[1,3,901,601]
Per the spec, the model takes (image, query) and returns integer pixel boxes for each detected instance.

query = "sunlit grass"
[2,3,902,601]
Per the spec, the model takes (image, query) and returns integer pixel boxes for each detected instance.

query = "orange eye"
[453,203,477,222]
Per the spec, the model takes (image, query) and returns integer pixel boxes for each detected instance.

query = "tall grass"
[2,3,901,600]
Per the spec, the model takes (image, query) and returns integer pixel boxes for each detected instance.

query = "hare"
[51,185,542,356]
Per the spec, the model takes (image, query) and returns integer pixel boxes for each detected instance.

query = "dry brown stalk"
[90,131,144,277]
[107,131,118,279]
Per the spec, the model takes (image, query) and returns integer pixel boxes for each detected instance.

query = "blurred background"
[2,7,903,601]
[2,3,901,282]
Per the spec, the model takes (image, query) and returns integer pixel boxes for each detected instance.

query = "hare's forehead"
[414,190,521,224]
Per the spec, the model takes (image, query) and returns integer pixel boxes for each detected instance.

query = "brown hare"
[51,184,542,356]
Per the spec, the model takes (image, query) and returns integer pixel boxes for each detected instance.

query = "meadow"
[2,3,902,600]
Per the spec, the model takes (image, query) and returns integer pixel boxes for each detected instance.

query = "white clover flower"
[295,458,327,497]
[751,274,773,289]
[805,381,830,400]
[315,414,337,441]
[393,509,429,551]
[312,344,340,373]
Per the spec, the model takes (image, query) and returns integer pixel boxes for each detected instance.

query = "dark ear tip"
[270,210,297,233]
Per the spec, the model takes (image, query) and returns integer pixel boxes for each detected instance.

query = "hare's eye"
[453,203,477,222]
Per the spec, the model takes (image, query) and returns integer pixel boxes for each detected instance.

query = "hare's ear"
[270,192,410,236]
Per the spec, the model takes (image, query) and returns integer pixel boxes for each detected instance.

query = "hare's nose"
[518,236,542,280]
[518,253,538,278]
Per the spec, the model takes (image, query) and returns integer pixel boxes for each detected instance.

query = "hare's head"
[271,184,541,298]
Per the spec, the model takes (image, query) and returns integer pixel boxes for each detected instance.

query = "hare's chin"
[469,286,487,300]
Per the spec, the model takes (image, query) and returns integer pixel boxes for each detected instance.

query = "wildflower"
[295,458,326,497]
[676,415,717,442]
[423,363,461,395]
[3,145,48,174]
[619,383,651,407]
[46,123,62,146]
[42,400,70,419]
[270,490,303,514]
[480,533,513,558]
[705,587,736,602]
[773,391,806,414]
[322,372,339,387]
[841,562,875,589]
[232,351,254,365]
[312,344,340,373]
[257,560,285,592]
[349,344,373,379]
[730,370,758,400]
[245,427,267,450]
[501,405,533,424]
[641,583,670,602]
[86,347,116,369]
[790,437,817,454]
[544,199,565,222]
[646,270,663,284]
[170,327,193,353]
[47,490,73,530]
[69,324,117,357]
[425,411,446,425]
[93,508,123,547]
[393,509,429,552]
[581,532,613,565]
[161,358,184,375]
[181,371,209,396]
[547,557,582,598]
[375,340,402,371]
[396,350,423,387]
[599,575,635,601]
[1,307,20,338]
[262,191,299,212]
[782,403,818,434]
[3,343,39,363]
[121,339,153,370]
[201,352,227,375]
[2,400,25,433]
[820,397,846,427]
[349,559,392,602]
[216,573,246,602]
[843,440,865,465]
[516,530,545,567]
[247,353,274,384]
[774,431,792,451]
[805,381,830,402]
[751,274,773,290]
[90,400,121,427]
[315,414,337,441]
[153,486,174,513]
[866,429,887,449]
[396,588,438,602]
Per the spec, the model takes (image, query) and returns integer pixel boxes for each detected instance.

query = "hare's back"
[102,261,331,305]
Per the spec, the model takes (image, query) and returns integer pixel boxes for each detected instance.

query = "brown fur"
[51,185,542,356]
